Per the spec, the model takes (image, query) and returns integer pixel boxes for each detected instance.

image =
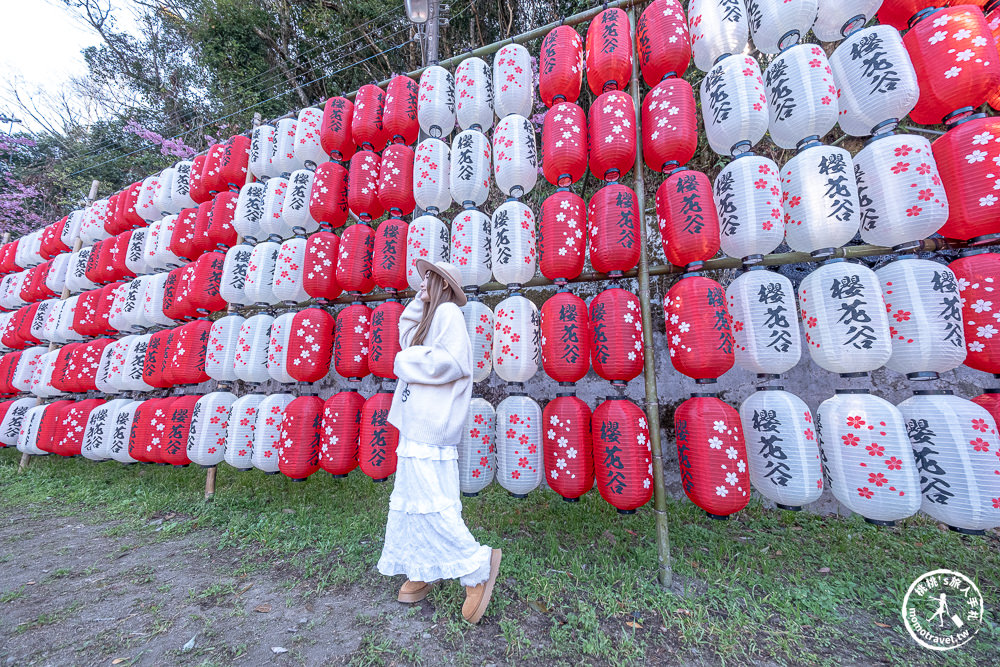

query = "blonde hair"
[411,270,458,347]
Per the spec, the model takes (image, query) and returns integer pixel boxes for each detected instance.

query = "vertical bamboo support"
[627,8,672,588]
[205,112,262,502]
[19,180,99,472]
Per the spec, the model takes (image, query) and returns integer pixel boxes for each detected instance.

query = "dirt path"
[0,511,481,666]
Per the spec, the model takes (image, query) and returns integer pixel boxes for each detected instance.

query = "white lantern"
[462,296,494,383]
[65,248,96,294]
[897,391,1000,534]
[493,43,534,119]
[272,238,308,304]
[45,253,71,295]
[450,208,492,289]
[120,277,153,332]
[413,138,452,215]
[495,393,542,496]
[187,391,235,468]
[119,335,154,392]
[29,301,54,343]
[141,273,176,328]
[726,268,802,376]
[221,244,254,307]
[244,240,281,306]
[782,145,861,256]
[701,55,770,157]
[689,0,749,72]
[107,400,141,464]
[260,177,291,240]
[0,397,35,447]
[458,396,496,495]
[417,65,456,139]
[12,346,46,393]
[855,134,948,249]
[294,107,328,167]
[455,57,495,131]
[171,160,197,210]
[55,295,85,342]
[94,339,119,394]
[493,115,538,198]
[714,154,785,262]
[450,130,491,208]
[876,258,965,379]
[252,393,295,473]
[135,175,163,222]
[271,118,300,176]
[813,0,883,43]
[249,124,277,179]
[153,167,179,215]
[61,210,84,249]
[744,0,818,54]
[234,314,273,384]
[16,405,46,457]
[226,394,264,471]
[817,389,921,525]
[829,25,919,137]
[124,228,148,276]
[82,398,133,462]
[267,312,295,384]
[799,260,891,375]
[492,294,540,383]
[206,314,244,383]
[764,44,839,149]
[31,350,62,398]
[233,181,267,243]
[282,169,320,235]
[491,200,536,286]
[405,215,450,290]
[739,387,823,510]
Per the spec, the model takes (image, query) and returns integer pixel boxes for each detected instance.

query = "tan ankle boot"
[397,580,432,603]
[462,548,502,624]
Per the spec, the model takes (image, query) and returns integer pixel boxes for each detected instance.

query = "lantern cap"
[462,491,480,498]
[834,388,869,394]
[987,0,999,14]
[795,136,822,153]
[756,374,780,381]
[907,371,940,381]
[891,241,921,255]
[867,120,899,140]
[562,496,580,503]
[690,391,718,398]
[706,512,729,521]
[730,147,755,160]
[943,108,981,130]
[984,387,1000,394]
[713,53,733,67]
[777,30,801,52]
[776,503,803,511]
[968,233,1000,247]
[839,372,868,379]
[913,389,952,396]
[818,252,843,263]
[509,492,528,499]
[951,525,986,536]
[617,509,636,515]
[959,246,990,258]
[840,14,867,38]
[694,377,717,385]
[908,7,939,28]
[756,385,785,391]
[864,518,895,527]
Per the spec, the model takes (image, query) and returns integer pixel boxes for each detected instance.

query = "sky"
[0,0,137,130]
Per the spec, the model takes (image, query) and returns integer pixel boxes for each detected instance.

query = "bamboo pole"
[627,8,672,589]
[19,180,99,472]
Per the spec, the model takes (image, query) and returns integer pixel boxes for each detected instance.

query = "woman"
[377,260,502,624]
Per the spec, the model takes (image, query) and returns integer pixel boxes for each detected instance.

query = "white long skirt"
[377,435,492,586]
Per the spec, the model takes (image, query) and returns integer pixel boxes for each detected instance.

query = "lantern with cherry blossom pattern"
[950,250,1000,374]
[727,268,802,378]
[493,294,540,383]
[739,387,823,510]
[320,389,364,477]
[459,396,496,496]
[368,300,403,379]
[538,190,586,284]
[413,138,452,214]
[272,238,307,305]
[266,312,295,384]
[540,290,590,385]
[494,43,533,119]
[206,315,243,384]
[491,200,535,287]
[689,0,749,72]
[336,224,375,294]
[539,26,583,107]
[309,161,349,230]
[588,91,636,182]
[335,302,371,381]
[287,308,334,383]
[493,115,538,198]
[234,314,273,384]
[642,78,697,173]
[278,396,323,481]
[876,0,942,31]
[450,130,491,209]
[348,151,383,222]
[252,393,295,474]
[588,183,640,276]
[321,96,355,161]
[495,392,541,497]
[384,75,419,146]
[418,66,456,139]
[782,144,861,257]
[594,397,653,513]
[226,394,264,471]
[283,169,320,236]
[542,102,588,187]
[406,215,450,290]
[303,231,342,301]
[352,84,387,152]
[378,144,415,218]
[244,241,280,306]
[293,107,327,168]
[764,44,839,149]
[360,392,398,481]
[450,208,492,289]
[637,0,691,85]
[187,392,234,468]
[701,55,768,158]
[585,7,633,94]
[664,276,735,382]
[745,0,817,54]
[715,154,784,264]
[589,288,643,386]
[933,115,1000,243]
[544,394,593,501]
[233,181,266,243]
[462,296,494,382]
[455,57,495,131]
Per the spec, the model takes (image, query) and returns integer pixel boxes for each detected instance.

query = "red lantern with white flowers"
[378,144,415,218]
[950,250,1000,375]
[544,395,593,501]
[642,78,697,173]
[656,169,720,270]
[373,218,409,293]
[336,224,375,294]
[287,308,335,383]
[589,288,643,386]
[321,96,355,162]
[369,300,403,379]
[334,302,371,380]
[588,91,636,182]
[539,26,584,107]
[674,394,749,518]
[320,389,363,477]
[538,190,586,284]
[303,231,342,301]
[542,102,588,187]
[540,290,590,384]
[664,276,735,382]
[352,84,387,152]
[637,0,691,85]
[278,396,323,481]
[383,75,419,146]
[360,392,398,481]
[585,7,633,94]
[932,115,1000,243]
[593,397,653,513]
[309,161,349,230]
[348,151,383,222]
[588,184,640,276]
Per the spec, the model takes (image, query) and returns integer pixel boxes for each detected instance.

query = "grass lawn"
[1,449,997,666]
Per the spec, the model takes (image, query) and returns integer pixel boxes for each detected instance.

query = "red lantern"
[663,276,735,382]
[164,319,211,386]
[143,328,175,389]
[278,396,323,481]
[951,250,1000,375]
[585,7,633,94]
[186,251,227,314]
[56,399,106,457]
[540,25,584,107]
[641,78,697,173]
[972,389,1000,423]
[589,288,643,385]
[587,183,640,275]
[636,0,691,85]
[904,6,1000,125]
[933,115,1000,243]
[373,218,408,293]
[383,75,419,146]
[360,392,398,481]
[199,143,226,195]
[348,150,384,222]
[335,302,371,380]
[540,290,590,384]
[588,91,636,182]
[188,154,210,204]
[39,217,70,259]
[369,300,403,379]
[321,96,355,161]
[168,207,200,262]
[877,0,946,31]
[593,397,652,513]
[206,191,239,250]
[73,284,118,338]
[287,308,335,383]
[542,102,588,187]
[352,84,387,152]
[539,190,587,283]
[303,231,342,301]
[309,161,349,230]
[127,398,162,464]
[378,144,415,217]
[656,169,720,269]
[543,395,594,501]
[321,389,364,476]
[160,395,197,466]
[35,400,73,455]
[105,231,135,283]
[219,135,250,191]
[336,224,375,294]
[674,394,750,518]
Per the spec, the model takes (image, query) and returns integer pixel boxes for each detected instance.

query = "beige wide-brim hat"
[414,259,468,307]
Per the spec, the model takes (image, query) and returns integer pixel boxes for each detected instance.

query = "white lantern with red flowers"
[782,144,861,257]
[234,314,273,384]
[491,200,536,287]
[701,54,769,158]
[187,392,235,468]
[266,312,296,384]
[493,115,538,198]
[727,268,802,377]
[271,118,300,176]
[252,393,295,474]
[272,237,308,305]
[689,0,749,72]
[459,396,496,495]
[462,296,494,383]
[249,124,277,179]
[450,130,491,209]
[715,154,784,263]
[764,44,839,149]
[171,160,197,210]
[813,0,882,43]
[261,176,292,240]
[233,182,267,243]
[492,294,540,383]
[413,138,452,215]
[225,394,263,471]
[417,65,456,139]
[405,215,450,290]
[221,244,254,307]
[206,314,244,383]
[744,0,818,54]
[455,57,495,132]
[294,107,328,168]
[450,208,492,289]
[244,241,281,306]
[495,392,542,497]
[493,43,534,119]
